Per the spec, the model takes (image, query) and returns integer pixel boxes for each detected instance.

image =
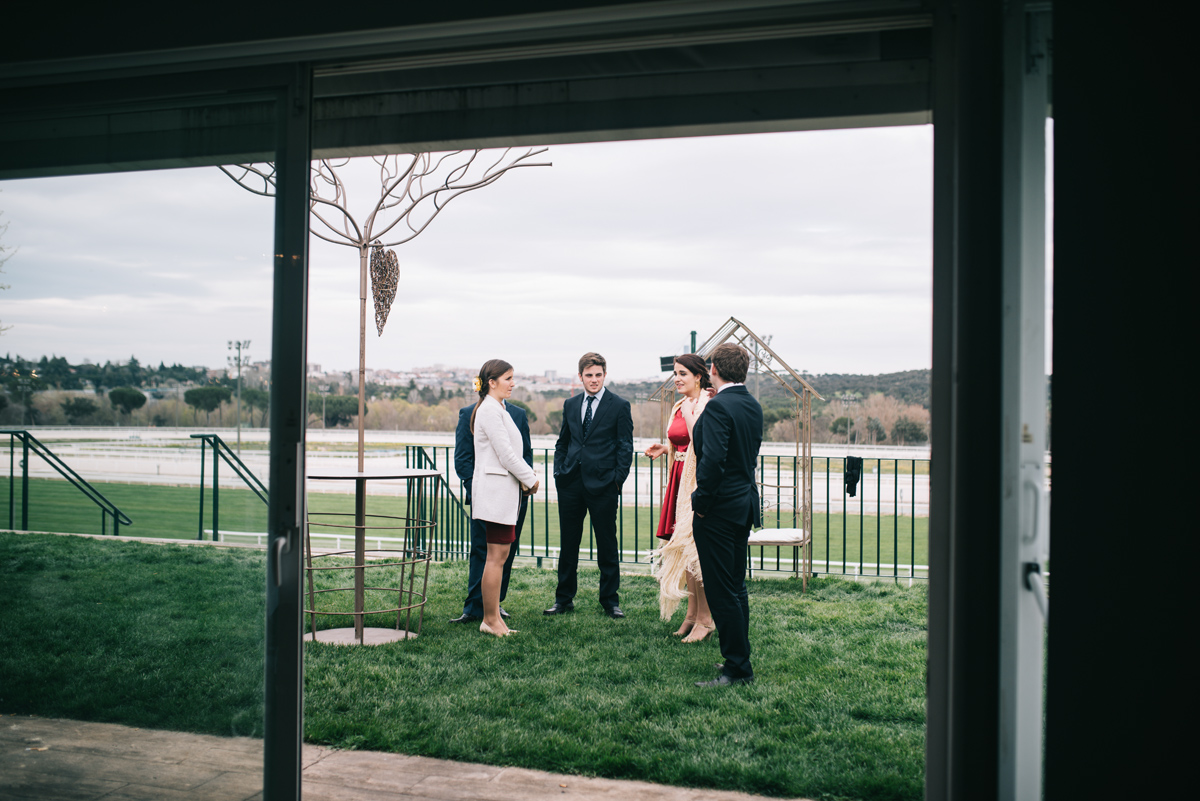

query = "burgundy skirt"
[655,457,685,540]
[485,521,516,544]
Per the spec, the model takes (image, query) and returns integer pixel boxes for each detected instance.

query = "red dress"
[655,408,691,540]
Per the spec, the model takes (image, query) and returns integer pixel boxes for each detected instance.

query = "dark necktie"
[583,395,595,438]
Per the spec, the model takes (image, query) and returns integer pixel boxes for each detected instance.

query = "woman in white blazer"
[471,359,540,637]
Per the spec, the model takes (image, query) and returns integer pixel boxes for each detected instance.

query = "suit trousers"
[554,473,620,608]
[462,496,528,618]
[692,513,753,679]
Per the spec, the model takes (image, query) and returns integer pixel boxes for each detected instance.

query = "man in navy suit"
[690,343,763,686]
[449,397,534,623]
[545,352,634,618]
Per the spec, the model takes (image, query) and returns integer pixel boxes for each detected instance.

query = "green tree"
[546,409,563,434]
[125,356,144,387]
[891,417,928,445]
[507,398,536,422]
[308,393,365,427]
[37,355,79,389]
[185,386,232,426]
[830,416,852,436]
[242,387,270,427]
[761,399,794,437]
[62,396,98,424]
[866,416,887,443]
[108,387,147,419]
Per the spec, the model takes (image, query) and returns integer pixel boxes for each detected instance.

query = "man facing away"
[690,343,763,686]
[545,352,634,619]
[449,396,534,623]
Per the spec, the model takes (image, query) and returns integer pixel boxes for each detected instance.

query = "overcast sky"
[0,126,950,382]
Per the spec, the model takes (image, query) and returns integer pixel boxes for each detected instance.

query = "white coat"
[471,396,538,525]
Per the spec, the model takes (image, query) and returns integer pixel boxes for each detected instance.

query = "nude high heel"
[682,623,715,643]
[673,621,696,637]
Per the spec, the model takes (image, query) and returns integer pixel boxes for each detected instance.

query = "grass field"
[1,476,930,575]
[0,530,927,800]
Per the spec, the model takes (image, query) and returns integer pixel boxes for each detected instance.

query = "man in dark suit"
[545,352,634,618]
[690,343,763,686]
[449,396,534,624]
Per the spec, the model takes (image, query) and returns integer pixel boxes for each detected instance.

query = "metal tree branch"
[221,148,550,470]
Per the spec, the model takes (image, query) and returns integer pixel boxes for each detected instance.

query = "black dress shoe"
[448,613,481,624]
[695,674,755,688]
[500,608,511,620]
[543,602,574,615]
[605,606,626,619]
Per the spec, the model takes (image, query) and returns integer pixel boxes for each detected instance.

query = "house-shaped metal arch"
[649,317,823,588]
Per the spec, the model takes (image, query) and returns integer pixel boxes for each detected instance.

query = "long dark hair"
[470,358,513,434]
[674,353,712,391]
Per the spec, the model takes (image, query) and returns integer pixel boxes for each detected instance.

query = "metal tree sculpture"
[222,149,549,469]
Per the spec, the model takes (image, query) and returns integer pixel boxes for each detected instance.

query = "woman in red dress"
[645,354,715,643]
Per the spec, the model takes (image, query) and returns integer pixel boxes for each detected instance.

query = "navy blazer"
[691,385,764,528]
[553,389,634,495]
[455,401,533,505]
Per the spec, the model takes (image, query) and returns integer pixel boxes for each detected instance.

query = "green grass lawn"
[0,530,926,800]
[1,477,929,575]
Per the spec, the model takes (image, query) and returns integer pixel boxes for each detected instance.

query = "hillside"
[611,368,933,409]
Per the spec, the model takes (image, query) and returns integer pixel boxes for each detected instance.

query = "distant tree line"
[1,353,207,392]
[611,370,936,446]
[0,353,972,447]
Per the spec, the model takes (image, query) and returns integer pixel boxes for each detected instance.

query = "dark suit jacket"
[455,401,533,505]
[553,389,634,495]
[691,385,764,528]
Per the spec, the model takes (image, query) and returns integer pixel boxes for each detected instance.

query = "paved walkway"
[1,715,809,801]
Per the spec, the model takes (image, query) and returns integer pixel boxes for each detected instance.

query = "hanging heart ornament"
[370,244,399,336]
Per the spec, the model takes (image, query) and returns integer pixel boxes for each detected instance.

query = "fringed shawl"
[650,393,708,620]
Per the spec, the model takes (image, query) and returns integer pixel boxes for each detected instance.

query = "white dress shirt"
[580,385,607,422]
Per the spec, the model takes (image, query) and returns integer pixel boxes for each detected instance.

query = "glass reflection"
[0,166,273,796]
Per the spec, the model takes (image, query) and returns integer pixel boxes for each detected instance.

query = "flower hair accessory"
[473,377,482,392]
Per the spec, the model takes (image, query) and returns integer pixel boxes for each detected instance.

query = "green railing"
[191,434,268,541]
[404,445,472,561]
[405,444,931,581]
[2,430,133,536]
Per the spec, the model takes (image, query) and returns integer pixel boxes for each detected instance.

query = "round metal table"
[304,468,440,645]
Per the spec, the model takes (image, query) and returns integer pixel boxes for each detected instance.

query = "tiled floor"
[0,715,808,801]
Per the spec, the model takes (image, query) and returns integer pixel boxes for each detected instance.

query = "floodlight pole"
[228,339,251,454]
[17,373,35,426]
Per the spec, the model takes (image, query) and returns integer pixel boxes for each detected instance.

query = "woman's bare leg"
[682,577,717,643]
[694,581,715,628]
[481,542,511,635]
[673,572,699,636]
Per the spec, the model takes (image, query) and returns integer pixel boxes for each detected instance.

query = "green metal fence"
[406,445,930,582]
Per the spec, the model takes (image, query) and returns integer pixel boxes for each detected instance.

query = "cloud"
[2,125,935,379]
